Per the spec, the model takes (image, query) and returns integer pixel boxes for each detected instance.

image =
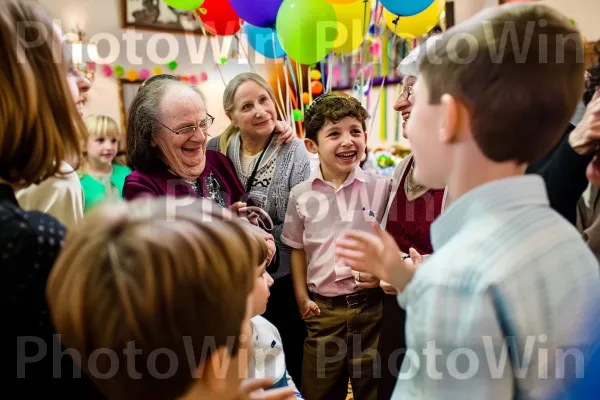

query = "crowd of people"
[3,0,600,399]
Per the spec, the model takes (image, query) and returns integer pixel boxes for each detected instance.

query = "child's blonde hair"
[46,198,257,400]
[248,229,270,268]
[83,114,122,142]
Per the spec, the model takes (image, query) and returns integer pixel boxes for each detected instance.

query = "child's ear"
[364,132,368,144]
[304,138,318,154]
[439,94,461,144]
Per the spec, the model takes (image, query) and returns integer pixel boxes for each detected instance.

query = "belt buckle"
[346,293,360,307]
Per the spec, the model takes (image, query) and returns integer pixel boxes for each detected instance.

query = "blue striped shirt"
[393,175,600,399]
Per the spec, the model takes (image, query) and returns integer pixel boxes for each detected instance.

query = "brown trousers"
[301,289,382,400]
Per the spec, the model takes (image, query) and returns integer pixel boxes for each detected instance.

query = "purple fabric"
[123,150,251,207]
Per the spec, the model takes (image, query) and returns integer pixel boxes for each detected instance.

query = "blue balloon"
[230,0,283,28]
[380,0,434,17]
[244,23,285,59]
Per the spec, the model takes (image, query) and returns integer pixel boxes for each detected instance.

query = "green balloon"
[163,0,205,11]
[276,0,337,65]
[293,109,303,122]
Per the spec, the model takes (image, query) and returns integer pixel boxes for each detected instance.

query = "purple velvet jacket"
[123,150,250,207]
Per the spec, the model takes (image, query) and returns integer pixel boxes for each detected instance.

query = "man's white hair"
[397,34,442,78]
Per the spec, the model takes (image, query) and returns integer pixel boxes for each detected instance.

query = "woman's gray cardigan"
[207,136,311,279]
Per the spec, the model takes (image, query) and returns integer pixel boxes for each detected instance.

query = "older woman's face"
[229,81,277,137]
[394,75,417,138]
[157,85,208,171]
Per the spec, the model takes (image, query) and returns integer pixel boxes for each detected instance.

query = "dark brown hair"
[126,76,204,173]
[420,3,585,164]
[0,0,83,186]
[47,198,256,400]
[303,94,369,143]
[584,42,599,106]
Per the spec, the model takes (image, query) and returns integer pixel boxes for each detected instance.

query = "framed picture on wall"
[120,0,206,35]
[118,79,143,133]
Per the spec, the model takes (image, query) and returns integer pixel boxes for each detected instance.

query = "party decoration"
[310,69,322,81]
[311,80,323,95]
[331,0,372,54]
[369,38,381,57]
[102,65,112,77]
[302,92,310,105]
[230,0,283,28]
[126,69,139,82]
[153,66,163,75]
[384,0,445,38]
[200,72,209,81]
[380,0,434,17]
[326,0,359,3]
[244,24,285,59]
[113,65,124,78]
[293,109,303,121]
[163,0,205,11]
[139,68,150,80]
[190,75,199,85]
[200,0,242,36]
[167,60,178,71]
[220,57,228,64]
[276,0,337,65]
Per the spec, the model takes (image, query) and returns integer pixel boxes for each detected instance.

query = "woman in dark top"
[0,0,99,396]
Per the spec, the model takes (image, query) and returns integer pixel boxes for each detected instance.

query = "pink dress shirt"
[282,165,391,297]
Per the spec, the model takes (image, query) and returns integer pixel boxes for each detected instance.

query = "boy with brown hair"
[282,94,391,400]
[337,3,600,399]
[46,198,296,400]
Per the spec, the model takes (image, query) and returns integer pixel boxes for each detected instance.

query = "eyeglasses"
[399,85,414,100]
[155,114,215,135]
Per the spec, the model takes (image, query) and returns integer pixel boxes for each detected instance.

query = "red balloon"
[200,0,242,36]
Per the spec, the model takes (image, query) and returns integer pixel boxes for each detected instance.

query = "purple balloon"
[229,0,283,28]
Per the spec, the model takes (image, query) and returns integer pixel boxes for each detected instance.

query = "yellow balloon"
[384,0,445,39]
[325,0,359,3]
[332,0,372,54]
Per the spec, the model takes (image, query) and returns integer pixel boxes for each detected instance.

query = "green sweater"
[79,164,131,212]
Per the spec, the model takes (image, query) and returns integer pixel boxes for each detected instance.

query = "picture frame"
[120,0,207,35]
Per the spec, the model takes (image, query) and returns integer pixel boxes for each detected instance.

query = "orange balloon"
[311,81,323,95]
[302,92,311,105]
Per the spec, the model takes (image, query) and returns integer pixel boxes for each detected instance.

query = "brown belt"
[311,288,382,308]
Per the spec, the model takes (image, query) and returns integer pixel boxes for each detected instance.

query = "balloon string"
[297,61,305,116]
[215,63,227,87]
[235,33,256,74]
[284,57,292,125]
[327,51,334,93]
[369,17,399,135]
[287,56,298,95]
[274,58,287,121]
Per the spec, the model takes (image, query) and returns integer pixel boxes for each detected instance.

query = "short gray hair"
[397,34,442,78]
[127,77,204,173]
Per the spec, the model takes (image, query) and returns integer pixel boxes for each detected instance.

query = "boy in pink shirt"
[282,94,391,400]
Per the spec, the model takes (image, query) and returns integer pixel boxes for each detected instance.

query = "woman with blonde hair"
[79,115,131,212]
[208,72,310,383]
[0,0,98,396]
[47,198,297,400]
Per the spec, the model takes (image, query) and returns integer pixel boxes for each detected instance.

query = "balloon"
[229,0,283,28]
[311,80,323,95]
[200,0,242,36]
[380,0,434,17]
[139,68,150,80]
[383,0,445,39]
[293,109,303,121]
[276,0,337,65]
[163,0,205,11]
[326,0,359,3]
[244,23,285,59]
[310,70,322,81]
[331,0,372,54]
[302,92,310,105]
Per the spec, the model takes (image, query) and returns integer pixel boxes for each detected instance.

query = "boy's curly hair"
[304,93,369,143]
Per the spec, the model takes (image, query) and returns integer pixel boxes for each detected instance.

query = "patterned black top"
[1,184,101,397]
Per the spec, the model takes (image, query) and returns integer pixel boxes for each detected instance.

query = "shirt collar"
[431,175,549,250]
[309,164,367,189]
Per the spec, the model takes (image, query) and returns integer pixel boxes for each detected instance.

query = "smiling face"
[306,116,367,181]
[394,75,416,137]
[86,135,118,169]
[155,85,209,178]
[228,80,277,137]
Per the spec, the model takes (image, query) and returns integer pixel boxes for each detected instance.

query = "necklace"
[405,162,423,194]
